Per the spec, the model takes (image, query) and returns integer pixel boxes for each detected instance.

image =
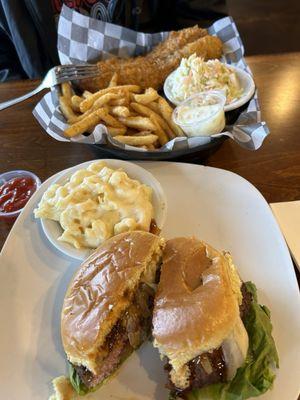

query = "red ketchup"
[0,176,37,214]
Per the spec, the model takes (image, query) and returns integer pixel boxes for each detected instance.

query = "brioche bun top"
[153,237,242,371]
[61,231,164,373]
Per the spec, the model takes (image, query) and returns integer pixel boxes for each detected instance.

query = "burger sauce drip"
[150,219,160,235]
[0,177,37,213]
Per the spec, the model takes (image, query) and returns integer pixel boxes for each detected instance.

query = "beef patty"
[165,347,226,398]
[72,282,156,389]
[74,322,130,388]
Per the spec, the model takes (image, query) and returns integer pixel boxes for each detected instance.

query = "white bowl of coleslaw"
[164,55,255,112]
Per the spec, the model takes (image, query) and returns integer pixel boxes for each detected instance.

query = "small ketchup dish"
[0,170,41,221]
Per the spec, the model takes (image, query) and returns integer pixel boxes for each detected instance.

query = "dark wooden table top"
[1,52,300,284]
[1,51,299,400]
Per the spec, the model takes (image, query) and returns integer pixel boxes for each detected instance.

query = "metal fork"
[0,64,98,111]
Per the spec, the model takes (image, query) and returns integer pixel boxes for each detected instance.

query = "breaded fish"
[79,26,222,92]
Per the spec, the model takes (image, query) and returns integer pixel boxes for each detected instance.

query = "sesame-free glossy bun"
[153,237,242,372]
[61,231,164,374]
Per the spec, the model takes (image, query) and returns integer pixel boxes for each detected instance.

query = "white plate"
[164,64,256,112]
[0,162,300,400]
[39,159,167,260]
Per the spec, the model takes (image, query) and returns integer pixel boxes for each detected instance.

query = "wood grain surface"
[0,53,300,286]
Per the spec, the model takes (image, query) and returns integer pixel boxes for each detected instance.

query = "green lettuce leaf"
[69,364,90,395]
[187,282,279,400]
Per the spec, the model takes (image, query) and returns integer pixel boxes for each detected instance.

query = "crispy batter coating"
[79,26,222,92]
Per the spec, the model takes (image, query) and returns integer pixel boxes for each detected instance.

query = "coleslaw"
[168,54,243,105]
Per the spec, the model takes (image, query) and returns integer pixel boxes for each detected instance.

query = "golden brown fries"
[108,72,118,87]
[99,110,125,128]
[110,97,127,106]
[92,92,120,109]
[60,79,185,150]
[61,82,73,99]
[133,87,159,104]
[147,101,161,114]
[113,134,158,146]
[71,95,82,112]
[106,126,127,136]
[82,90,92,99]
[119,116,157,131]
[80,85,141,112]
[128,130,152,136]
[130,102,174,140]
[110,106,130,118]
[157,97,185,137]
[149,114,168,145]
[59,96,78,124]
[64,108,106,138]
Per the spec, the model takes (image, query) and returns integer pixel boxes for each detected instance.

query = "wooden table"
[1,53,300,279]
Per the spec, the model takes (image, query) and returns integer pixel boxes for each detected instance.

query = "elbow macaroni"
[34,161,154,249]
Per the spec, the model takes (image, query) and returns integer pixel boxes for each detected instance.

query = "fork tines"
[55,64,99,81]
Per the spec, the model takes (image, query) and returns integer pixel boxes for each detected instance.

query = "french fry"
[133,87,159,104]
[130,102,153,118]
[128,130,152,136]
[110,97,127,106]
[113,134,158,146]
[72,103,110,123]
[82,90,92,99]
[147,101,160,114]
[110,106,130,118]
[157,97,185,137]
[92,92,120,109]
[147,144,156,150]
[100,110,125,128]
[59,96,78,124]
[80,85,141,112]
[72,107,93,123]
[149,114,168,145]
[130,102,174,139]
[106,126,127,136]
[108,72,118,87]
[61,82,73,99]
[64,108,106,138]
[119,116,157,131]
[73,96,128,124]
[71,95,83,112]
[121,90,131,106]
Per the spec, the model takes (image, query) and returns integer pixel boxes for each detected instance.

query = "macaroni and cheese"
[34,161,154,249]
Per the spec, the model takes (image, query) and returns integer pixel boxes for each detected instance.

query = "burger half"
[61,231,165,395]
[153,237,279,399]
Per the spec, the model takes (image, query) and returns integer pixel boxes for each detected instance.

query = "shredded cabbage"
[169,54,243,105]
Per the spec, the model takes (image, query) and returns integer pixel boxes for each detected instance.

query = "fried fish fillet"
[79,26,223,92]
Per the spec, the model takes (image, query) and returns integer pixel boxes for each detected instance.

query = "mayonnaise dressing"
[172,92,226,137]
[176,103,221,125]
